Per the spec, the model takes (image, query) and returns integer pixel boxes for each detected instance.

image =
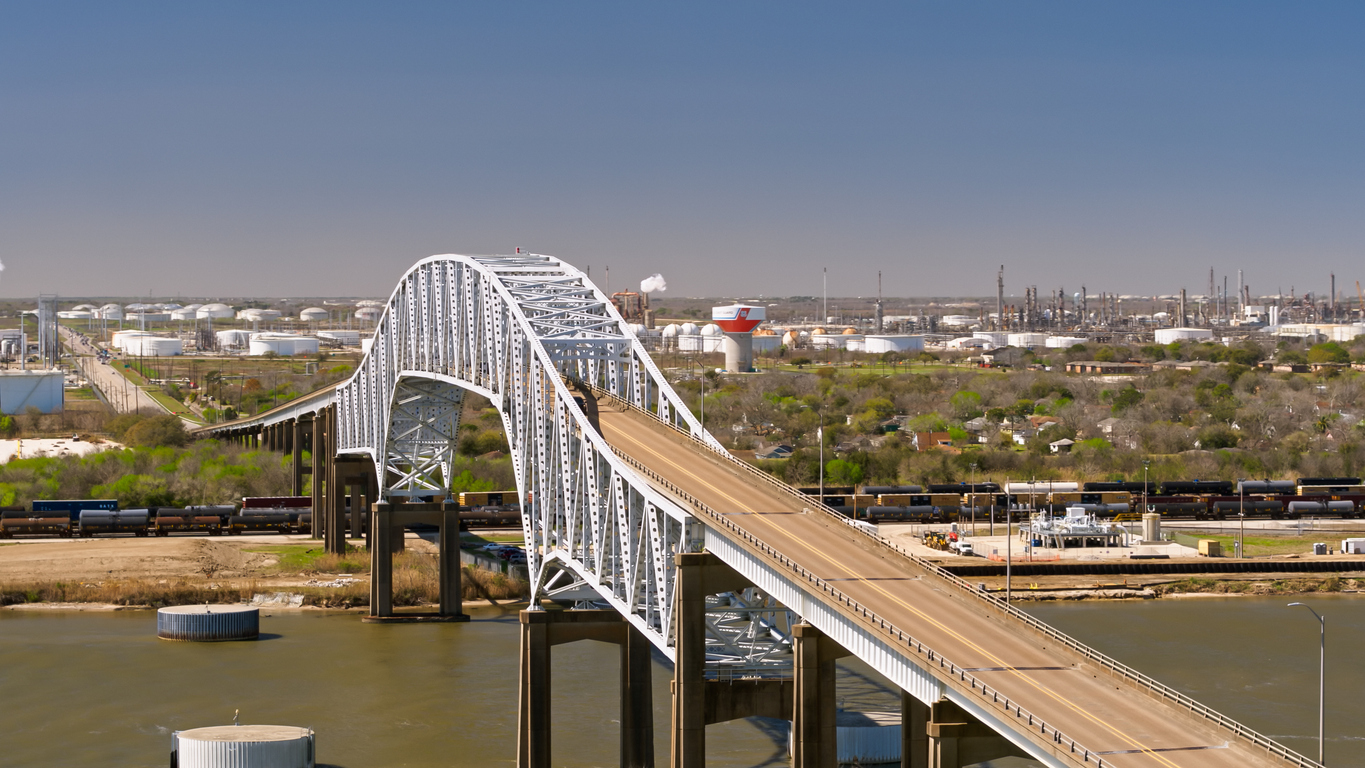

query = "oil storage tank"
[249,333,320,357]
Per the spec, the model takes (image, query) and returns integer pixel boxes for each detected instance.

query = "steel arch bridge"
[199,252,1320,768]
[333,253,718,655]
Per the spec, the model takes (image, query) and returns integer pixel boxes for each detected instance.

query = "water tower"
[712,304,765,372]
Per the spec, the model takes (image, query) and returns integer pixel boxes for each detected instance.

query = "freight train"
[799,477,1365,523]
[0,492,527,539]
[0,497,316,539]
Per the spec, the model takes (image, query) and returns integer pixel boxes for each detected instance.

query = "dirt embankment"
[0,536,528,609]
[0,538,278,583]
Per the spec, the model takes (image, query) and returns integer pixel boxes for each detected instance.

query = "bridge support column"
[792,623,849,768]
[517,608,654,768]
[368,502,464,621]
[291,417,305,497]
[902,692,929,768]
[438,506,462,616]
[311,411,325,541]
[324,407,346,555]
[926,699,1027,768]
[672,552,781,768]
[369,502,394,617]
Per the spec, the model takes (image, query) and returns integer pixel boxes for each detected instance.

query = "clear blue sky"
[3,2,1363,300]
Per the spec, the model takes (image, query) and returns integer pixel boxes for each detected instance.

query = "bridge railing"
[597,386,1321,768]
[613,451,1111,768]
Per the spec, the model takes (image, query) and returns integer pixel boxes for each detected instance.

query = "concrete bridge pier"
[672,553,794,768]
[924,699,1028,768]
[517,608,654,768]
[791,623,850,768]
[291,416,308,497]
[366,502,465,622]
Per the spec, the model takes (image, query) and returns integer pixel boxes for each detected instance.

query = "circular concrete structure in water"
[173,725,314,768]
[157,604,259,642]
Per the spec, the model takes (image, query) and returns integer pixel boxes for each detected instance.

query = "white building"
[1045,336,1088,349]
[317,330,361,346]
[1154,327,1214,345]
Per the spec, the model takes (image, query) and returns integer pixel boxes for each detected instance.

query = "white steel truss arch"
[334,253,723,656]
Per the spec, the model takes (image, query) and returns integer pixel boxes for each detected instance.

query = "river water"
[0,596,1360,767]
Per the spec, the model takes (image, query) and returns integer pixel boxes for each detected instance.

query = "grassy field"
[1180,532,1343,557]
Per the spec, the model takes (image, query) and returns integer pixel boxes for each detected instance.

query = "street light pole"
[1288,602,1326,765]
[970,462,978,535]
[818,408,824,500]
[1239,478,1246,559]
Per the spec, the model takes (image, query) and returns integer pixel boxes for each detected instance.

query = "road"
[595,399,1290,768]
[57,326,175,417]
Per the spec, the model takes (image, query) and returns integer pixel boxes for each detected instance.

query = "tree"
[1110,385,1144,413]
[824,458,864,485]
[1308,342,1350,365]
[124,415,189,448]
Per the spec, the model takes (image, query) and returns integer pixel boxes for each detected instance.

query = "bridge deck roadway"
[595,402,1288,768]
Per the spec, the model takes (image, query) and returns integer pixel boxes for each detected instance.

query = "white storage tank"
[249,333,320,357]
[124,335,183,356]
[1045,335,1088,348]
[941,315,977,327]
[699,323,721,336]
[216,329,253,349]
[0,370,64,414]
[57,310,93,320]
[1006,333,1047,348]
[197,303,234,320]
[111,330,153,350]
[170,308,199,321]
[172,725,314,768]
[865,335,925,354]
[1154,327,1214,344]
[677,334,724,353]
[238,308,282,322]
[299,307,329,322]
[99,303,124,320]
[679,322,700,335]
[355,307,382,322]
[972,331,1009,347]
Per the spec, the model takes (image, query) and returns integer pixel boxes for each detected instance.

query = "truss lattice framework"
[334,254,724,656]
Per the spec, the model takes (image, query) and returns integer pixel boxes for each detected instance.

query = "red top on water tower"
[711,304,765,333]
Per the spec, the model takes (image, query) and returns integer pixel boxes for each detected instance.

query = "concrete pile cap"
[178,725,312,742]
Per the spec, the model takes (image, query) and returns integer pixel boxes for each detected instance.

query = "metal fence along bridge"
[197,254,1320,768]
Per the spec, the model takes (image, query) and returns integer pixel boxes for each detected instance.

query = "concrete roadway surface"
[595,400,1292,768]
[58,325,183,420]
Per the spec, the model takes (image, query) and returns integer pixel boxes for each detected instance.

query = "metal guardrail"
[595,386,1321,768]
[614,451,1108,767]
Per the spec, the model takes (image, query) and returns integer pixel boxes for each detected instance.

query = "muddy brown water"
[0,596,1360,766]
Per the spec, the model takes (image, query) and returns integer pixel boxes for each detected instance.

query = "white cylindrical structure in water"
[157,604,259,642]
[173,725,315,768]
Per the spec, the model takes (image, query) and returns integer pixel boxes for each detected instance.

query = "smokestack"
[875,271,884,333]
[997,265,1004,331]
[1331,272,1336,318]
[1179,288,1187,328]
